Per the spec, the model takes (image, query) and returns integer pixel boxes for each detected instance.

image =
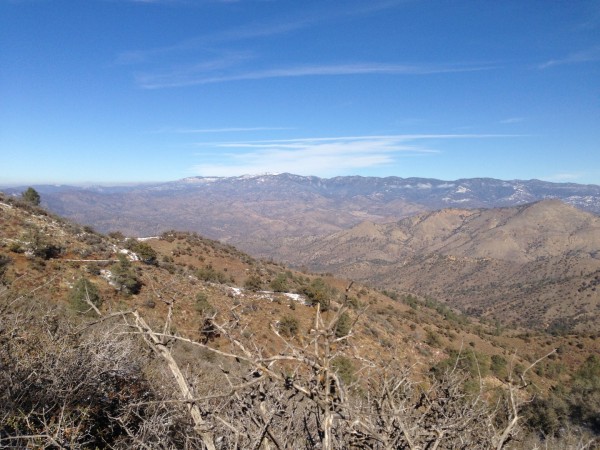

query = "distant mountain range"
[4,174,600,258]
[280,200,600,331]
[3,174,600,332]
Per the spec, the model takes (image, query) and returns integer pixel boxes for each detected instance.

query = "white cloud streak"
[137,62,494,89]
[499,117,525,124]
[116,0,405,65]
[119,0,496,89]
[190,134,510,177]
[539,46,600,69]
[168,126,293,133]
[543,172,585,182]
[116,20,311,65]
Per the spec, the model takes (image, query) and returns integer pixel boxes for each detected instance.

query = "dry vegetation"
[1,192,599,449]
[282,201,600,333]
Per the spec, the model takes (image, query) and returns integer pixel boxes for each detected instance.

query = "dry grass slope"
[1,193,599,448]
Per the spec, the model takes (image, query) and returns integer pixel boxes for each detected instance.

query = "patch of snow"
[505,184,534,202]
[283,293,309,305]
[443,198,471,203]
[182,177,221,184]
[137,236,158,241]
[118,248,139,261]
[257,292,275,301]
[442,197,470,203]
[455,185,470,194]
[100,269,119,288]
[227,287,243,297]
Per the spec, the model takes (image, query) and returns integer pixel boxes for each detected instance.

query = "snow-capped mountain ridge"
[5,174,600,259]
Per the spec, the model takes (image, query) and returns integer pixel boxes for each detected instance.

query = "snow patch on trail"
[223,286,310,305]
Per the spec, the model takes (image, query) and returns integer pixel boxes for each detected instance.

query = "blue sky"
[1,0,599,185]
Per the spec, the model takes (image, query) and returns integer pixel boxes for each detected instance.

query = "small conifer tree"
[69,277,102,313]
[21,187,41,205]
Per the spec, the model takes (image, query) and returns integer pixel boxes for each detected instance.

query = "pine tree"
[21,187,41,205]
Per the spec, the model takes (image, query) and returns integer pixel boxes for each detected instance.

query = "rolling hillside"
[2,192,600,448]
[280,200,600,332]
[6,174,600,258]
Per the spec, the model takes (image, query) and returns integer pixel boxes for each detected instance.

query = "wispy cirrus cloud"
[119,0,495,90]
[163,126,293,133]
[499,117,525,124]
[116,19,311,65]
[137,62,494,89]
[539,46,600,69]
[543,172,586,182]
[190,134,509,177]
[116,0,406,65]
[132,51,253,86]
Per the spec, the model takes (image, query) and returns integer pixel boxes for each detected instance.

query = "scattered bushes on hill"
[197,264,228,284]
[524,354,600,439]
[425,328,443,348]
[1,281,598,449]
[23,229,62,260]
[402,293,419,309]
[0,308,158,449]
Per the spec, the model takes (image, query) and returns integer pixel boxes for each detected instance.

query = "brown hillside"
[281,200,600,332]
[4,193,596,374]
[2,193,600,448]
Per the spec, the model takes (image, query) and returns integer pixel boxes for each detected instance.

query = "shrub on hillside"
[0,311,156,449]
[491,354,508,380]
[112,254,141,295]
[302,278,334,311]
[69,277,102,313]
[0,254,12,282]
[270,273,289,292]
[335,312,352,338]
[197,265,228,284]
[332,356,355,385]
[21,187,41,206]
[570,355,600,433]
[279,314,299,337]
[244,274,263,291]
[523,354,600,438]
[124,239,158,265]
[425,329,443,348]
[195,292,215,316]
[24,230,62,260]
[433,349,490,380]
